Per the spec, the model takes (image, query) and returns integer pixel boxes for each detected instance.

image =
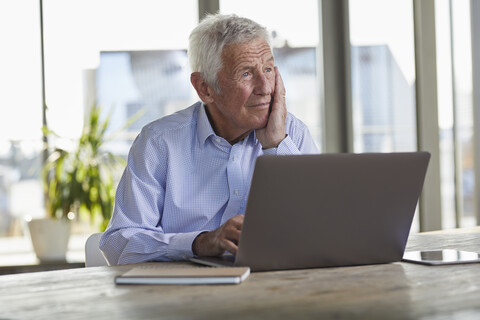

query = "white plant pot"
[27,218,71,263]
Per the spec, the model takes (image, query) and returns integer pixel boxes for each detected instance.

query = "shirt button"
[234,189,239,196]
[233,155,237,161]
[216,138,221,143]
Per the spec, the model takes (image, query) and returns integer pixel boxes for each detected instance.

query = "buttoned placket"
[220,141,246,225]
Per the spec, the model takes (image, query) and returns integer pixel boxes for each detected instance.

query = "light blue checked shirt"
[100,102,318,265]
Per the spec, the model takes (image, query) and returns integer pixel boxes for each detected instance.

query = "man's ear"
[190,72,215,104]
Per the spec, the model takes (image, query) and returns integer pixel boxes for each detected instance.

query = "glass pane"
[40,1,199,230]
[0,0,44,235]
[43,0,198,143]
[95,49,195,153]
[436,0,456,229]
[349,0,418,231]
[450,0,474,227]
[349,0,417,153]
[220,0,322,150]
[436,0,475,229]
[451,0,476,227]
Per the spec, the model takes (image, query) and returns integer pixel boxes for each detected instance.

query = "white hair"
[188,13,272,93]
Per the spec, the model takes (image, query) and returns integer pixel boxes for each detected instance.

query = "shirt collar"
[197,102,216,148]
[196,102,259,147]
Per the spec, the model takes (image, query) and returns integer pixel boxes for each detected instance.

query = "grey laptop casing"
[191,152,430,272]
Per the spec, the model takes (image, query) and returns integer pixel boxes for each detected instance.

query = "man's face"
[207,38,275,142]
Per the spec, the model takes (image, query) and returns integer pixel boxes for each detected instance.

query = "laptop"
[191,152,430,272]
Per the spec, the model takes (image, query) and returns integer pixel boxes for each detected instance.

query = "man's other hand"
[192,214,244,257]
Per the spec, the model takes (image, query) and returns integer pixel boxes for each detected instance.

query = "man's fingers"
[255,67,287,149]
[220,225,242,244]
[215,231,239,255]
[274,66,286,103]
[229,215,244,229]
[193,215,244,257]
[222,239,239,255]
[218,215,243,254]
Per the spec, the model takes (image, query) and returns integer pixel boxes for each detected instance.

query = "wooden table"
[1,227,480,319]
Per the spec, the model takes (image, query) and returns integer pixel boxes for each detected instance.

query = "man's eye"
[242,72,250,77]
[265,67,272,72]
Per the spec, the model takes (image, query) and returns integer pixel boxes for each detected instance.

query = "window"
[348,0,418,231]
[349,0,417,153]
[0,0,198,236]
[42,0,198,141]
[2,0,478,241]
[95,49,195,154]
[436,0,476,228]
[0,0,43,235]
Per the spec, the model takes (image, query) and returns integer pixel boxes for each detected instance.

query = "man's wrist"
[192,231,208,256]
[261,134,288,150]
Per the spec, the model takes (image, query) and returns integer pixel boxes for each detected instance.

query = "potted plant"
[28,104,129,262]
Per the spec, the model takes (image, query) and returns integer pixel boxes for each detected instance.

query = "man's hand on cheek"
[255,66,287,149]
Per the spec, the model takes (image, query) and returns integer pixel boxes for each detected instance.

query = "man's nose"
[253,73,272,96]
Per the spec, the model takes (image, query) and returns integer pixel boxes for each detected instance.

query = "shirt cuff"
[166,230,206,260]
[262,135,300,155]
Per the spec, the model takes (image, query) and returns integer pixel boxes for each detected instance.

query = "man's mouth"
[248,102,271,108]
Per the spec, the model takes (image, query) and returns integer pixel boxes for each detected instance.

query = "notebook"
[191,152,430,272]
[115,266,250,285]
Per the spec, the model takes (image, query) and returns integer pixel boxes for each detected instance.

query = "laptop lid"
[232,152,430,271]
[191,152,430,271]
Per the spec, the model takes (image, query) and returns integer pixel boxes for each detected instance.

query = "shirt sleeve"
[262,113,319,156]
[99,127,203,265]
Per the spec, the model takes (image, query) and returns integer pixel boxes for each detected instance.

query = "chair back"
[85,233,109,267]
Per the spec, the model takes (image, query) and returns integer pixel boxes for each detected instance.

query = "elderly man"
[100,13,318,265]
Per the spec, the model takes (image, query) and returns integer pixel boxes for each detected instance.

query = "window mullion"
[471,0,480,225]
[413,0,443,231]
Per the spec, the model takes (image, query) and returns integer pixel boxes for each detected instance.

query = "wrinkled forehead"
[221,38,274,68]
